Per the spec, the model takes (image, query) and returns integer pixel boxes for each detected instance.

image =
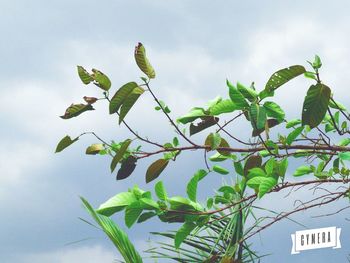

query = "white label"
[291,226,341,254]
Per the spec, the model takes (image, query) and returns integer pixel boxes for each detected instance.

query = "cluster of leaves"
[56,43,350,262]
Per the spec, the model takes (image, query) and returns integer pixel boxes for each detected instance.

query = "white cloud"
[18,245,116,263]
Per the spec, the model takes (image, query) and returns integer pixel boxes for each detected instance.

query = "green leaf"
[205,133,222,151]
[246,176,266,188]
[277,158,288,178]
[312,55,322,69]
[155,181,168,201]
[111,139,132,172]
[258,177,277,198]
[212,165,229,175]
[92,69,111,91]
[97,192,137,216]
[139,198,159,210]
[304,71,317,81]
[175,222,196,249]
[137,211,157,223]
[186,170,208,202]
[329,100,347,111]
[209,99,238,115]
[263,101,285,122]
[234,161,244,176]
[286,126,304,145]
[302,84,331,128]
[264,158,275,175]
[177,108,206,124]
[338,138,350,146]
[189,116,219,136]
[265,65,306,92]
[172,137,179,147]
[55,135,79,153]
[227,80,249,109]
[249,103,266,130]
[248,167,266,178]
[293,166,313,177]
[339,152,350,161]
[217,137,231,156]
[168,196,197,211]
[237,82,258,102]
[286,119,301,128]
[209,152,228,162]
[60,103,94,119]
[109,82,138,114]
[119,86,145,124]
[117,156,137,180]
[134,42,156,79]
[81,198,143,263]
[146,159,169,183]
[77,66,93,84]
[125,201,143,228]
[86,144,104,155]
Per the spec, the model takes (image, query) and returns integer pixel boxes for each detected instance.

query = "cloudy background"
[1,1,350,262]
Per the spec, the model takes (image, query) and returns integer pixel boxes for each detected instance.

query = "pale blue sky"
[1,1,350,262]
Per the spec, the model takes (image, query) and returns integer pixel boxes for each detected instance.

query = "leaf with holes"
[92,69,111,91]
[110,139,132,173]
[264,65,306,93]
[55,135,79,153]
[117,156,137,180]
[237,82,258,102]
[146,159,169,183]
[134,43,156,79]
[190,116,219,136]
[302,84,331,128]
[77,66,93,84]
[60,103,94,119]
[119,86,145,124]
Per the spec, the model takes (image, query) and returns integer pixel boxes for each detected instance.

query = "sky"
[1,1,350,262]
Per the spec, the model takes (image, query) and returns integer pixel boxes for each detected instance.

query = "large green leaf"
[81,198,143,263]
[286,126,304,145]
[248,167,266,178]
[209,99,238,115]
[258,177,277,198]
[117,156,137,180]
[155,181,168,201]
[60,103,94,119]
[55,135,79,153]
[249,103,266,130]
[227,80,249,109]
[175,222,196,249]
[177,107,206,124]
[264,65,306,93]
[134,43,156,79]
[302,84,331,128]
[186,170,208,202]
[125,201,143,228]
[263,101,285,122]
[109,82,138,114]
[111,139,132,173]
[146,159,169,183]
[92,69,111,91]
[237,82,258,102]
[77,66,93,84]
[119,86,145,124]
[97,192,137,216]
[339,152,350,161]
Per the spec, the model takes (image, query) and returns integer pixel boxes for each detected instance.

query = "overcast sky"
[1,1,350,262]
